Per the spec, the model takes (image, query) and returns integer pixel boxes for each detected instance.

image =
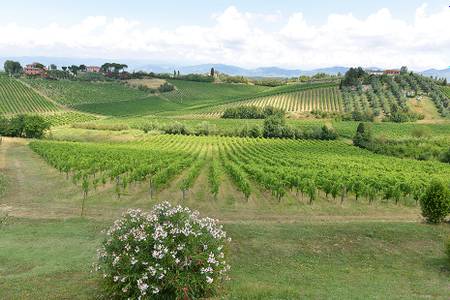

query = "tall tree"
[353,122,373,148]
[400,66,408,75]
[34,62,45,69]
[3,60,22,75]
[68,65,80,75]
[210,67,215,77]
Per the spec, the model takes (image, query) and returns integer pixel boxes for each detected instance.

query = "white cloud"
[0,5,449,70]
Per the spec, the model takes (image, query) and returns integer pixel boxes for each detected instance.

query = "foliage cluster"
[222,105,285,119]
[96,203,230,299]
[0,114,50,138]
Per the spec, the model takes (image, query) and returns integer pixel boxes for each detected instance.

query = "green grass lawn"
[1,218,449,299]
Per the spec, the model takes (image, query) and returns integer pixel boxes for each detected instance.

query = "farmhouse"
[23,63,46,76]
[365,69,384,76]
[86,66,101,73]
[384,69,400,75]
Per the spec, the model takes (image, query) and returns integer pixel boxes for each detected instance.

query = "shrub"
[96,202,231,299]
[353,122,373,148]
[194,121,216,136]
[222,106,285,119]
[158,82,175,93]
[320,125,338,140]
[419,180,450,224]
[23,115,50,138]
[163,122,190,135]
[0,114,50,138]
[140,121,160,133]
[263,115,286,138]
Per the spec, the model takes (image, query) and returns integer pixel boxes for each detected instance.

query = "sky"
[0,0,449,70]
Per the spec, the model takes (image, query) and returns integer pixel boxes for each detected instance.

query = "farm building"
[86,66,101,73]
[24,63,46,76]
[384,69,400,75]
[365,69,384,76]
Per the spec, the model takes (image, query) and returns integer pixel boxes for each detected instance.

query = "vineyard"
[0,75,60,115]
[30,135,450,205]
[21,78,151,106]
[164,79,269,106]
[197,86,343,117]
[193,74,450,120]
[41,112,99,126]
[441,85,450,98]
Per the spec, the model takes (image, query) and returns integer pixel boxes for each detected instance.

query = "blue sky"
[1,1,449,69]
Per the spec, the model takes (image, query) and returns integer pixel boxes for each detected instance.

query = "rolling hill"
[0,74,61,115]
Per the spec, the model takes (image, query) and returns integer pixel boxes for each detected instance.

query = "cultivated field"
[1,69,450,299]
[30,135,450,204]
[1,137,450,299]
[0,74,60,115]
[21,78,151,106]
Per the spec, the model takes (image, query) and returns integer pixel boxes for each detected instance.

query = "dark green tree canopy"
[3,60,23,75]
[420,180,450,224]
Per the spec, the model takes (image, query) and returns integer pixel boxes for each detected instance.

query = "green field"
[1,138,450,299]
[197,86,343,117]
[41,112,99,126]
[0,74,60,115]
[21,78,270,116]
[21,78,151,106]
[2,73,450,299]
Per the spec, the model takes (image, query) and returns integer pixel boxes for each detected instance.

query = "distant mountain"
[7,56,446,79]
[420,68,450,81]
[138,63,349,77]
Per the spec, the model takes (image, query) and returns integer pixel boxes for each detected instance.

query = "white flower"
[137,279,149,293]
[206,276,213,284]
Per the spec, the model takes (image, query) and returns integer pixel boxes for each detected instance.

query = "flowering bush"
[96,202,231,299]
